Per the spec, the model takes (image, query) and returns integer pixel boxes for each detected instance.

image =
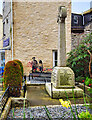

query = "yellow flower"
[59,99,63,104]
[59,99,71,108]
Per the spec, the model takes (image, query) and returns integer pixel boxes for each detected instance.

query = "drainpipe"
[82,12,84,26]
[11,0,13,60]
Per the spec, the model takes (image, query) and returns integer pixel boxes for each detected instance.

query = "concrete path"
[26,77,86,105]
[26,76,61,106]
[27,85,61,106]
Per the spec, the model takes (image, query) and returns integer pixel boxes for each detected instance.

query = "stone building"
[0,14,5,68]
[3,1,71,75]
[0,14,3,49]
[71,8,92,50]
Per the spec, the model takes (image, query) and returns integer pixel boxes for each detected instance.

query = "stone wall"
[0,15,3,49]
[4,1,71,75]
[71,22,92,50]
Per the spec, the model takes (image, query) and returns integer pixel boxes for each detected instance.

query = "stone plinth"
[51,67,75,89]
[46,83,83,98]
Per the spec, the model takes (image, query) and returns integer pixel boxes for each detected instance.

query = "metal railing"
[0,75,27,117]
[0,86,9,117]
[23,75,27,98]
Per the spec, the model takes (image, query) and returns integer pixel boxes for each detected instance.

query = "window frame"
[74,15,78,24]
[53,50,58,67]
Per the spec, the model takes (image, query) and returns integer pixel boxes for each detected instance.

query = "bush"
[13,59,24,76]
[67,33,92,79]
[3,61,22,97]
[78,110,92,119]
[85,77,92,86]
[75,76,85,83]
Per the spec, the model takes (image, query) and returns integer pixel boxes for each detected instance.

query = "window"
[74,15,78,24]
[90,15,92,21]
[0,51,5,67]
[3,1,5,10]
[1,52,5,66]
[53,50,58,67]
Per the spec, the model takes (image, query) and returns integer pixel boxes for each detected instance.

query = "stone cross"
[50,6,75,89]
[57,6,67,67]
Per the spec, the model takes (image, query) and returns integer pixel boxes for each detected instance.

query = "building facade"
[0,14,5,76]
[71,9,92,33]
[71,8,92,50]
[0,14,5,67]
[3,1,71,75]
[0,14,3,50]
[71,13,84,33]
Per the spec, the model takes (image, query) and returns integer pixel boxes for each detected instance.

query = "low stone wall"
[0,98,12,120]
[76,82,92,103]
[78,82,90,91]
[0,97,28,119]
[0,88,27,119]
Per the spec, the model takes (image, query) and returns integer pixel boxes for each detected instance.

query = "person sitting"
[39,60,43,73]
[32,57,38,73]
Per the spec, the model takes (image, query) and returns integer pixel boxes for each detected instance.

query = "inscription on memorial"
[51,67,75,88]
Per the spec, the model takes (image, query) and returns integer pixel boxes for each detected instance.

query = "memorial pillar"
[57,6,67,67]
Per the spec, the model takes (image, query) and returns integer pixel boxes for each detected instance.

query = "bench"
[29,72,51,82]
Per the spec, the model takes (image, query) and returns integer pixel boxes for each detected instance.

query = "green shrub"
[88,88,92,94]
[78,110,92,119]
[3,61,22,97]
[85,77,92,86]
[67,33,92,79]
[75,76,85,83]
[13,59,23,76]
[0,78,3,83]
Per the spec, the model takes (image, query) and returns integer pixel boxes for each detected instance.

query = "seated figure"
[39,60,43,73]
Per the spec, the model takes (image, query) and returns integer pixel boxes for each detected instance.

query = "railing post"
[23,84,26,98]
[32,74,33,79]
[29,74,30,81]
[24,75,26,81]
